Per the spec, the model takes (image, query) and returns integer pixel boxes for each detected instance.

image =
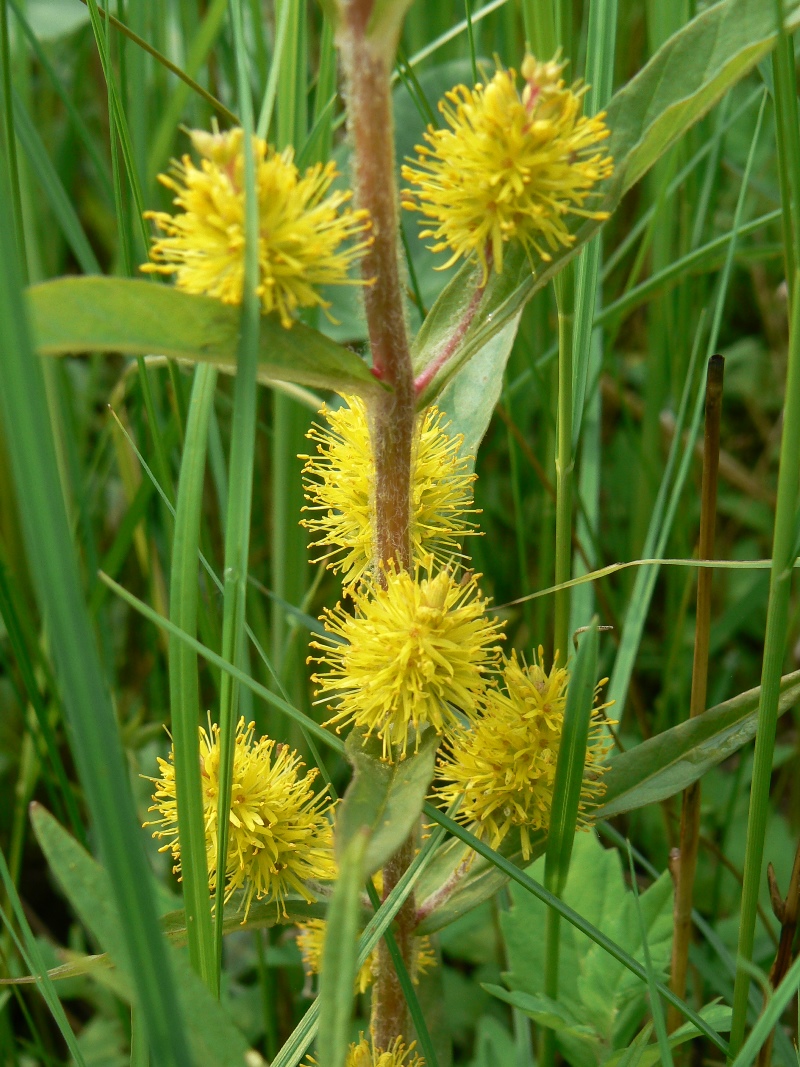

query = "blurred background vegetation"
[0,0,797,1063]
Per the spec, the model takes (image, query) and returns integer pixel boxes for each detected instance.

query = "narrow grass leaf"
[168,364,218,992]
[317,830,368,1067]
[31,805,255,1067]
[730,272,800,1054]
[421,807,728,1054]
[545,619,600,892]
[0,845,87,1065]
[12,91,100,275]
[214,0,273,976]
[0,163,191,1067]
[625,843,673,1067]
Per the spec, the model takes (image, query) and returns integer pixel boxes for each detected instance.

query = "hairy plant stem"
[338,1,416,1049]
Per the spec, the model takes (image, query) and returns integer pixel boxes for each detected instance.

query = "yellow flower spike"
[142,127,373,328]
[296,915,435,994]
[401,54,613,283]
[310,564,505,762]
[305,1035,424,1067]
[300,396,478,588]
[436,648,612,859]
[145,717,336,919]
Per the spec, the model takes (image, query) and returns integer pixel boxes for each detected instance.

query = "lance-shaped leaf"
[418,671,800,931]
[31,804,258,1067]
[336,727,440,878]
[595,670,800,818]
[26,277,382,396]
[413,0,800,402]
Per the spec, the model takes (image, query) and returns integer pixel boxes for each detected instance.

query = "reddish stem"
[414,277,486,397]
[338,1,416,1048]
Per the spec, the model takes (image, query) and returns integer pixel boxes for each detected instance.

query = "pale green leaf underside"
[26,276,380,395]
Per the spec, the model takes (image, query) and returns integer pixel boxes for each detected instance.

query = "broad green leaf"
[436,311,522,465]
[26,277,381,395]
[317,830,369,1067]
[481,986,597,1042]
[413,0,800,401]
[496,832,674,1066]
[31,805,257,1067]
[595,670,800,818]
[604,1006,732,1067]
[336,727,439,878]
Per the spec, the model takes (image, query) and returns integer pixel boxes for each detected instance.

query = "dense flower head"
[297,915,434,994]
[146,717,335,918]
[301,396,477,587]
[401,53,613,282]
[142,127,372,327]
[306,1036,424,1067]
[310,563,504,761]
[436,649,611,859]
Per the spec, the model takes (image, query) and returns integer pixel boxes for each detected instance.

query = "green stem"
[213,0,262,982]
[0,0,26,277]
[169,365,217,995]
[728,275,800,1058]
[770,6,800,304]
[553,264,575,663]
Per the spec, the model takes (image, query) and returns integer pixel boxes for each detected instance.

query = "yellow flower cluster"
[142,127,372,327]
[146,718,335,918]
[297,915,434,994]
[437,650,611,859]
[306,1036,424,1067]
[311,564,504,761]
[301,396,477,589]
[402,54,613,282]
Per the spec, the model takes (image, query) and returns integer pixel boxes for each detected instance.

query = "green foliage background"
[1,0,800,1065]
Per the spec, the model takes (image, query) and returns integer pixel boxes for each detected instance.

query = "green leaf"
[496,832,674,1064]
[31,805,257,1067]
[161,894,328,942]
[412,244,531,406]
[595,670,800,818]
[436,310,522,466]
[481,986,597,1042]
[413,0,800,401]
[168,365,217,991]
[26,277,382,395]
[336,727,440,878]
[414,827,547,936]
[0,167,190,1065]
[604,1006,732,1067]
[317,830,369,1067]
[545,620,600,896]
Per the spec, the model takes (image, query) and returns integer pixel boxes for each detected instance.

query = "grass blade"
[168,364,218,993]
[0,146,191,1067]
